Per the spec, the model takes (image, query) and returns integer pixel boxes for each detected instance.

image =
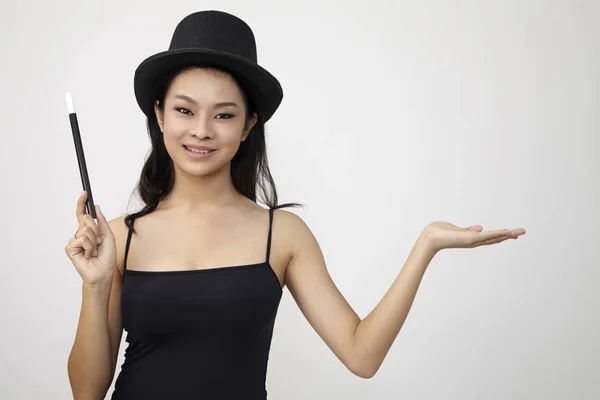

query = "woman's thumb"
[466,225,483,232]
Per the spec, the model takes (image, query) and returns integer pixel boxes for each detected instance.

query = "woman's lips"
[183,145,216,159]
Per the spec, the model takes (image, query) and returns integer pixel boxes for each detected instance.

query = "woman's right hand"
[65,191,117,286]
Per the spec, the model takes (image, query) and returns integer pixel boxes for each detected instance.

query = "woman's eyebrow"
[174,94,239,108]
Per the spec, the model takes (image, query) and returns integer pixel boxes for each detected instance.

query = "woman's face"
[154,67,257,177]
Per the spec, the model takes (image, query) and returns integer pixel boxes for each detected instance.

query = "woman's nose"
[192,114,214,139]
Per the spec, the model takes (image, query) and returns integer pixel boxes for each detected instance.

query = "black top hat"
[134,10,283,123]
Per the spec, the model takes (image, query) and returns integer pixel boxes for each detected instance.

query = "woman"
[64,10,526,400]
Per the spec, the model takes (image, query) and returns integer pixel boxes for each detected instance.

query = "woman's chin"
[177,160,229,178]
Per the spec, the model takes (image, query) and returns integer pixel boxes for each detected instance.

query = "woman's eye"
[176,108,192,115]
[216,114,234,119]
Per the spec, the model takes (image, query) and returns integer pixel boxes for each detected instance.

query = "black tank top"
[111,208,283,400]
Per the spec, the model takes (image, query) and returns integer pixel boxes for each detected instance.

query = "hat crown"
[169,10,257,63]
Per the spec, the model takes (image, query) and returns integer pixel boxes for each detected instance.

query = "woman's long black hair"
[124,65,300,233]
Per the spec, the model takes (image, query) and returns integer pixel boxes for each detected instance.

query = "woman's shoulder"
[271,206,304,226]
[236,200,309,248]
[270,206,312,248]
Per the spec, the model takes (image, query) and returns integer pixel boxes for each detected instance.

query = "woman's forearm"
[351,234,436,378]
[67,279,114,400]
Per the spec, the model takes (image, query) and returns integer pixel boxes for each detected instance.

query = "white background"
[1,0,598,399]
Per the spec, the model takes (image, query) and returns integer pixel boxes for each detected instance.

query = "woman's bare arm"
[282,210,434,378]
[67,216,127,399]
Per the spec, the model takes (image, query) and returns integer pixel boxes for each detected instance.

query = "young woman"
[64,10,526,400]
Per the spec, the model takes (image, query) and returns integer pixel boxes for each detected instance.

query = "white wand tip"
[65,92,75,114]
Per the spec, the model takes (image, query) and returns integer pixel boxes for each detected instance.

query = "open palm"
[423,221,526,252]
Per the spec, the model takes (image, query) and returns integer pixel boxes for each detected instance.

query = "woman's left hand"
[421,221,526,254]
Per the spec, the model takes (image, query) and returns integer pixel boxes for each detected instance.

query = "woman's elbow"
[346,358,379,379]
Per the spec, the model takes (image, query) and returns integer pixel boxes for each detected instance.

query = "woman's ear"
[241,112,258,142]
[154,100,164,132]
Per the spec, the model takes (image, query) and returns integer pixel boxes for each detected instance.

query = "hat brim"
[134,48,283,122]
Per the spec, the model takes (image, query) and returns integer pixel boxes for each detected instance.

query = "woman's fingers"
[75,191,88,221]
[77,226,98,258]
[75,196,101,258]
[70,192,108,262]
[94,205,113,241]
[72,233,93,259]
[474,235,513,247]
[80,214,100,241]
[458,229,503,247]
[473,229,524,244]
[471,229,523,247]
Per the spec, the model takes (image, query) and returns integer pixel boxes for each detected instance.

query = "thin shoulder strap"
[123,217,135,272]
[265,208,274,263]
